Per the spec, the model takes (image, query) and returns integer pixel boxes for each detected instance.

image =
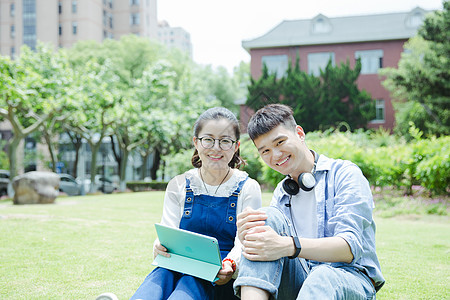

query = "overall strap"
[226,176,249,224]
[183,178,194,219]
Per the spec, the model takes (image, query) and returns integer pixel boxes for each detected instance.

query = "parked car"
[76,175,117,194]
[58,173,82,196]
[0,170,9,197]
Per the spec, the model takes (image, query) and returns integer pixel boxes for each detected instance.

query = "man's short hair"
[247,104,297,140]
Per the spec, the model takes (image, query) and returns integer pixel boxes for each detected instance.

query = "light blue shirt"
[271,154,385,291]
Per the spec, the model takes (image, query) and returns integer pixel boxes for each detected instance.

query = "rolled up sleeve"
[327,164,374,264]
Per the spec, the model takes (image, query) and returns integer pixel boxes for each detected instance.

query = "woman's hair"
[191,107,245,169]
[247,104,297,141]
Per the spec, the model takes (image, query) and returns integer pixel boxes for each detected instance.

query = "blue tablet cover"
[152,223,222,282]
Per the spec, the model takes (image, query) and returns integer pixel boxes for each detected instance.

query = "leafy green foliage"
[246,126,448,195]
[381,2,450,137]
[246,58,375,132]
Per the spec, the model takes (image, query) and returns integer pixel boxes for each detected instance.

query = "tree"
[247,58,375,132]
[381,1,450,137]
[0,44,72,186]
[246,64,282,110]
[65,60,118,193]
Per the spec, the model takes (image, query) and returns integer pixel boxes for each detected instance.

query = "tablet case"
[152,223,222,282]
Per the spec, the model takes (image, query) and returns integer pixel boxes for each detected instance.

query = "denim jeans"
[233,207,376,299]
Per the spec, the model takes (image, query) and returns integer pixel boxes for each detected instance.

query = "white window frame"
[261,55,289,79]
[370,99,385,123]
[130,13,140,25]
[307,52,335,76]
[355,49,384,74]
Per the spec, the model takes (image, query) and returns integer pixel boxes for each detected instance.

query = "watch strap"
[288,236,301,259]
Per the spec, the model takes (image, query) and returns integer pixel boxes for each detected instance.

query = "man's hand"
[236,207,268,242]
[215,261,234,285]
[242,226,294,261]
[153,239,170,259]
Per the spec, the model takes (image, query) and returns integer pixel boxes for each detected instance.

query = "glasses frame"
[196,136,237,151]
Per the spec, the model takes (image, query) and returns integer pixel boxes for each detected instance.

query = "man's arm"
[241,225,353,263]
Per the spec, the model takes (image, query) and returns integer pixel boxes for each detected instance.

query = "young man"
[234,104,384,299]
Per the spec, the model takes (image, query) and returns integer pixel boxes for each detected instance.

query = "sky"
[158,0,444,73]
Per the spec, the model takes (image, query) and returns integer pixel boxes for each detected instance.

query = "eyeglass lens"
[200,137,234,150]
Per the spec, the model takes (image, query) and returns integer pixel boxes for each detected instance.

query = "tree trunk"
[110,135,122,175]
[150,148,160,180]
[7,136,21,196]
[119,148,129,192]
[141,152,149,180]
[67,131,82,178]
[89,142,100,193]
[44,131,57,172]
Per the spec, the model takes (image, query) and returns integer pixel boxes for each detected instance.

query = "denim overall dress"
[130,176,248,300]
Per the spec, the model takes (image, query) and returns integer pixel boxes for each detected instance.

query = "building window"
[72,1,77,13]
[23,0,37,50]
[59,24,62,35]
[307,52,335,76]
[10,4,15,17]
[261,55,289,79]
[59,2,62,14]
[11,47,15,58]
[72,22,78,34]
[130,13,140,25]
[130,0,139,5]
[109,14,113,29]
[372,99,385,123]
[407,11,424,28]
[355,49,384,74]
[312,17,331,34]
[10,25,15,38]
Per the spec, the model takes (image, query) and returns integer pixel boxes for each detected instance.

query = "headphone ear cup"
[283,178,299,195]
[298,173,316,192]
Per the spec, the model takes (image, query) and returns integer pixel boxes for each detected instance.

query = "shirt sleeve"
[160,174,186,228]
[329,163,374,264]
[153,175,186,257]
[226,177,262,276]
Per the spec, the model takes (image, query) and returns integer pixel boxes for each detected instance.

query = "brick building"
[240,7,432,131]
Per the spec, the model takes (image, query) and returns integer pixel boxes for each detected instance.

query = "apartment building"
[157,20,192,58]
[241,7,431,131]
[0,0,157,57]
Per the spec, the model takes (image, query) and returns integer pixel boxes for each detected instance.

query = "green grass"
[0,192,448,299]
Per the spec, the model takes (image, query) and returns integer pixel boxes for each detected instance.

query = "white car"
[58,173,82,196]
[77,175,117,194]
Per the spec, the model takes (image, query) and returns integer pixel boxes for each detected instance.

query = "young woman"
[130,107,262,300]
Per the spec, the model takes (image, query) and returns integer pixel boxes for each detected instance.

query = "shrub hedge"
[126,181,168,192]
[162,128,449,196]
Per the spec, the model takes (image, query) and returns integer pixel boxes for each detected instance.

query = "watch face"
[96,293,118,300]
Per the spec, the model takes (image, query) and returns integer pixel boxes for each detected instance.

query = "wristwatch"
[288,236,301,259]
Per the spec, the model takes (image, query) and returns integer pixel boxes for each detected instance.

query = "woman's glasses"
[197,137,236,150]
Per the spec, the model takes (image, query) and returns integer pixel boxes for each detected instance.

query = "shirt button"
[228,216,234,221]
[185,211,190,216]
[186,197,192,202]
[230,203,236,207]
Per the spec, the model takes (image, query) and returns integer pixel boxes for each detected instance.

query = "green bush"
[162,128,449,195]
[126,181,168,192]
[240,135,265,182]
[412,136,450,195]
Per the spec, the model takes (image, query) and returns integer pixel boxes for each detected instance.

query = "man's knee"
[259,206,290,236]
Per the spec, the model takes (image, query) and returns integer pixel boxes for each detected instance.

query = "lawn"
[0,192,448,299]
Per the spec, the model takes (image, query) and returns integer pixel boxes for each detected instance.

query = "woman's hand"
[214,260,235,285]
[153,239,170,259]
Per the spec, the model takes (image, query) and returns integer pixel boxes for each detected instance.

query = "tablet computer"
[152,223,222,282]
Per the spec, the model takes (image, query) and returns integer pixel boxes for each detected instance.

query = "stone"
[12,171,60,205]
